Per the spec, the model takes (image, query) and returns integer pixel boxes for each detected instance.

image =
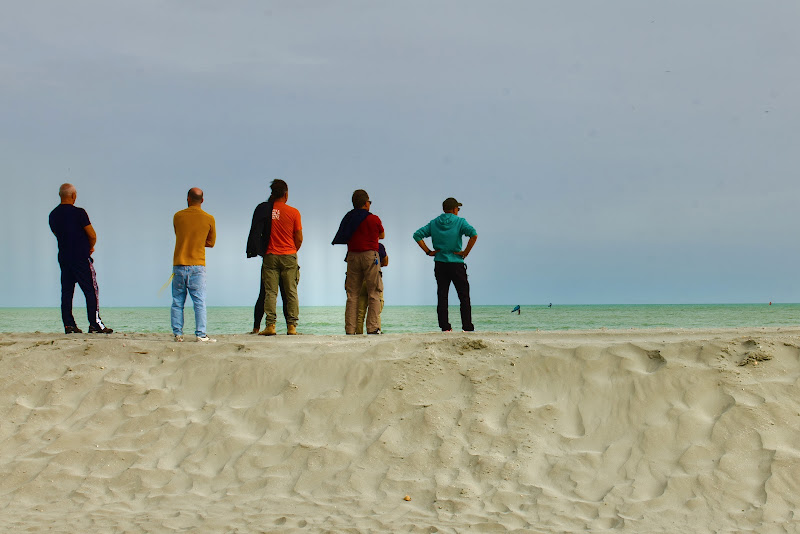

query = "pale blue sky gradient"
[2,1,799,307]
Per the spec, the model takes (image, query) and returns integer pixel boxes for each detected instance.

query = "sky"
[2,1,799,307]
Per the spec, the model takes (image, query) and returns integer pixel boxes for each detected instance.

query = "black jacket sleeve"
[246,201,273,258]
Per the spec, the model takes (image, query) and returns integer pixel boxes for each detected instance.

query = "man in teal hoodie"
[413,197,478,331]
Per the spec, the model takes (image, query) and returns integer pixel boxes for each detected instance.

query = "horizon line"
[1,302,793,309]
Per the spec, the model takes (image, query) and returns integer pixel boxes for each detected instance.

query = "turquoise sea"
[1,304,798,335]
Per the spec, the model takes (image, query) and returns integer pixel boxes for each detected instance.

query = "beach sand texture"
[1,329,799,533]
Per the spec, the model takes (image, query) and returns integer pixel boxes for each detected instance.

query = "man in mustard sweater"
[172,187,216,342]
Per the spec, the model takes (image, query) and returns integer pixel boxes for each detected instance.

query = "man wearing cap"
[413,197,478,332]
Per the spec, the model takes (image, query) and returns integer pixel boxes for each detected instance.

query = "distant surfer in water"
[511,305,521,315]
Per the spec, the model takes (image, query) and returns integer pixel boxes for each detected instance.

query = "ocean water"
[1,304,798,335]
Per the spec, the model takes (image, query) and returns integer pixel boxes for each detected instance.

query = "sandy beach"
[1,328,799,533]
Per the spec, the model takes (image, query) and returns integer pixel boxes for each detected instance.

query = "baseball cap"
[443,197,463,211]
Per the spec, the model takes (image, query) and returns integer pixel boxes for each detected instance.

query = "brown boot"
[259,324,277,336]
[287,324,297,335]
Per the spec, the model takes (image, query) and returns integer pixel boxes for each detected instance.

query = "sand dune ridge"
[1,329,800,532]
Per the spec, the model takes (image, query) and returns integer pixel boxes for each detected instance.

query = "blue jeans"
[171,265,207,336]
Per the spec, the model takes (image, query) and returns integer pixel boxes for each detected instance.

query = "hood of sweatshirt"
[433,213,459,231]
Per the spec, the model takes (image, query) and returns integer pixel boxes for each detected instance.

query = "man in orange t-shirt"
[259,179,303,336]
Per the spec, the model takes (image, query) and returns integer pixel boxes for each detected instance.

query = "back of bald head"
[187,188,204,205]
[59,183,76,199]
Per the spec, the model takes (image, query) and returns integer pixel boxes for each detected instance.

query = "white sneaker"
[174,335,184,342]
[196,335,216,343]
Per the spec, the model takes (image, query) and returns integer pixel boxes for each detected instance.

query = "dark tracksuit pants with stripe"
[60,258,105,329]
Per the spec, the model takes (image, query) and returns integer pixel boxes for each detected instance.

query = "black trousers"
[253,269,289,329]
[60,258,103,329]
[434,261,474,332]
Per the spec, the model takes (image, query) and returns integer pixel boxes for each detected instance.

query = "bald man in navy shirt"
[49,183,112,334]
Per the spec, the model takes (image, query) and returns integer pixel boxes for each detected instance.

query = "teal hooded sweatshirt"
[413,213,477,263]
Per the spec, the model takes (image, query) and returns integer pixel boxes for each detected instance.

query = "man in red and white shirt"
[344,189,384,334]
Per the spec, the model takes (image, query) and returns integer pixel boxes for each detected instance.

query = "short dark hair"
[352,189,369,209]
[188,189,203,203]
[269,179,288,202]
